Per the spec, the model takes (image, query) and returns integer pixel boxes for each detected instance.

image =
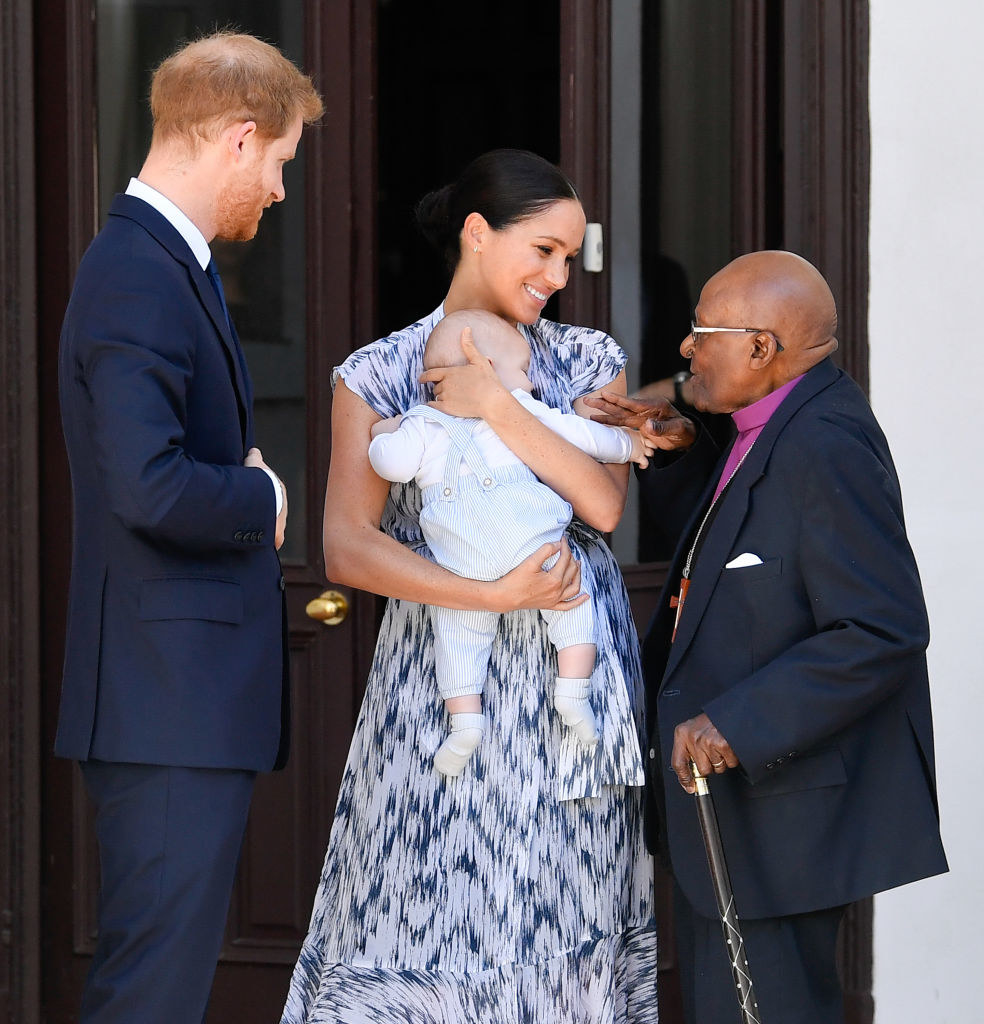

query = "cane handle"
[690,758,710,796]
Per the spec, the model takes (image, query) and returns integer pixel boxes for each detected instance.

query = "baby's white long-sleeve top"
[368,389,634,487]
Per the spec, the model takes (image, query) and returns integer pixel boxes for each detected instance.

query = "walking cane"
[690,760,762,1024]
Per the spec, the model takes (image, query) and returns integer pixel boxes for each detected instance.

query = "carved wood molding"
[558,0,612,333]
[0,0,41,1020]
[733,0,871,394]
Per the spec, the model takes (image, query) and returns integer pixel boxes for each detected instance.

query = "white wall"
[869,3,984,1019]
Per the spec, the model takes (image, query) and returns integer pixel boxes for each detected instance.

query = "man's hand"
[245,447,288,550]
[670,713,739,794]
[583,391,697,451]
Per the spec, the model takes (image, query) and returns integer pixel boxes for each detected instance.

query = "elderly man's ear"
[749,331,782,368]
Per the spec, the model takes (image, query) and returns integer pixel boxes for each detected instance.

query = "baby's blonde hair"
[424,309,527,370]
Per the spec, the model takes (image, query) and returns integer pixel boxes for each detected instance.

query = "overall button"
[443,487,452,496]
[483,477,492,486]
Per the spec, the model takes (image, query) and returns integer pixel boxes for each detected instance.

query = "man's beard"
[214,175,266,242]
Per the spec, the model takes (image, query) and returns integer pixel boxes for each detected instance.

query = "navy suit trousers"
[79,761,255,1024]
[674,883,845,1024]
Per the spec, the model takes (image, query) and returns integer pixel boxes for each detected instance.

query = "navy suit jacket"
[639,359,947,919]
[56,194,290,771]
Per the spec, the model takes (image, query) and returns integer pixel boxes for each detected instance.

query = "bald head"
[702,251,838,375]
[683,251,840,414]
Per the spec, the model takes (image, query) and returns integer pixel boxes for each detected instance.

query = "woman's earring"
[473,246,479,254]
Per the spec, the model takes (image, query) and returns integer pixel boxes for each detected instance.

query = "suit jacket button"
[766,761,775,770]
[234,530,244,542]
[257,529,264,541]
[279,576,286,591]
[648,748,656,760]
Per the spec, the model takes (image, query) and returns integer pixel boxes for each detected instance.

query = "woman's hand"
[419,327,511,419]
[487,538,587,613]
[583,391,697,451]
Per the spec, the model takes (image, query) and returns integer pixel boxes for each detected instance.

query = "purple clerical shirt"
[711,374,806,503]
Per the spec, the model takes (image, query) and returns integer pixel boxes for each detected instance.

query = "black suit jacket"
[639,359,947,919]
[56,194,290,771]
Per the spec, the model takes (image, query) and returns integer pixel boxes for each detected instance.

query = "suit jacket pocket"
[139,575,243,624]
[721,556,782,584]
[745,746,846,798]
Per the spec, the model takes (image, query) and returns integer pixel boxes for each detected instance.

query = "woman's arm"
[322,380,586,612]
[420,333,630,532]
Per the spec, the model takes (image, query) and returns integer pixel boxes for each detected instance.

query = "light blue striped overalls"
[406,406,595,700]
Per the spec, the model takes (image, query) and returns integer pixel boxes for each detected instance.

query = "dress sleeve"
[534,320,628,399]
[331,326,427,419]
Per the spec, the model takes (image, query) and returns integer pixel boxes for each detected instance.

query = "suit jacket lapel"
[660,359,842,686]
[109,195,252,446]
[188,266,252,444]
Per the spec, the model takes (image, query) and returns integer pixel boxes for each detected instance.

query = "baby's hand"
[626,428,655,469]
[370,415,403,438]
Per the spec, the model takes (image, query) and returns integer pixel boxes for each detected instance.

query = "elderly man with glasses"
[588,250,947,1024]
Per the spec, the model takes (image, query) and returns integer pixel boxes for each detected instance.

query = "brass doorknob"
[305,590,349,626]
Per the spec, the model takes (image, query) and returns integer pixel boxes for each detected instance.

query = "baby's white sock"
[433,712,486,777]
[554,677,600,746]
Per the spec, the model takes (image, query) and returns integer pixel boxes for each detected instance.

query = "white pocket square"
[725,552,764,569]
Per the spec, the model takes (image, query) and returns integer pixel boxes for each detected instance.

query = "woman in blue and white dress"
[281,149,659,1023]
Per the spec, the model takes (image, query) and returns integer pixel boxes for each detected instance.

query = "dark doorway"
[376,0,561,336]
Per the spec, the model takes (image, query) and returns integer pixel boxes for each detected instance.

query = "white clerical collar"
[125,177,212,270]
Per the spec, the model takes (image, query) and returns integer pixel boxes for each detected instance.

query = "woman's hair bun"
[416,150,579,274]
[415,184,455,254]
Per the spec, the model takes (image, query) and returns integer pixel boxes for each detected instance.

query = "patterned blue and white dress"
[281,306,659,1023]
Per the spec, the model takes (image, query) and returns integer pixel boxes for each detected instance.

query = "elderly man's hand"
[670,713,739,793]
[583,391,697,451]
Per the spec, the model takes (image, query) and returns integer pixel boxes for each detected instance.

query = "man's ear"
[462,211,489,254]
[226,120,259,159]
[749,330,781,368]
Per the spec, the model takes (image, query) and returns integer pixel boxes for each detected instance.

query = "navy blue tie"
[206,258,233,332]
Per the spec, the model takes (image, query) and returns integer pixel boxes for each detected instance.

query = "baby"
[368,309,651,776]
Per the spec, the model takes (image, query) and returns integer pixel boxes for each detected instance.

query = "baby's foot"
[434,712,486,777]
[554,677,600,746]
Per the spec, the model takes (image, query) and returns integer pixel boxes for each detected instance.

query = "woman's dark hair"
[415,149,580,273]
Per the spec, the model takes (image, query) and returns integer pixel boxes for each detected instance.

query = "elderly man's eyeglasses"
[690,318,784,353]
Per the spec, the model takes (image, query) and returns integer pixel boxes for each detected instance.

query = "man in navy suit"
[56,32,322,1024]
[589,251,947,1023]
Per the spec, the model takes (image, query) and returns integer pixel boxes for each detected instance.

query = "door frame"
[1,0,41,1019]
[4,1,872,1020]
